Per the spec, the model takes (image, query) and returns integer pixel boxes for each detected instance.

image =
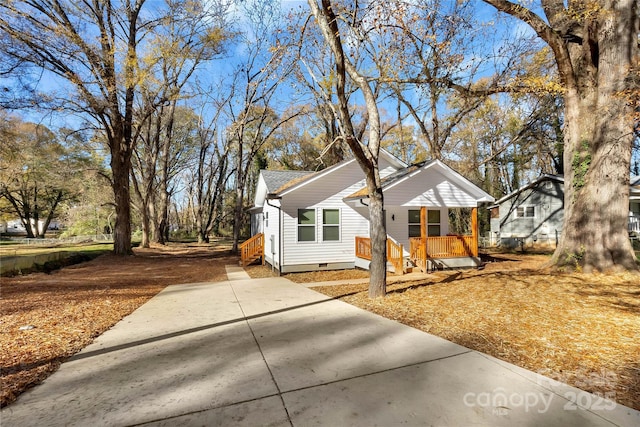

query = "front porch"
[630,213,640,234]
[355,207,480,274]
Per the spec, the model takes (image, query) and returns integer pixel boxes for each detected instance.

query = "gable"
[278,151,404,198]
[493,175,564,207]
[344,160,494,207]
[254,170,313,207]
[382,166,485,207]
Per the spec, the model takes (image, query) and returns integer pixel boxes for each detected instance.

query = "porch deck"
[355,234,479,274]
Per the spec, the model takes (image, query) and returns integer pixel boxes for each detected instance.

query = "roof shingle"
[261,170,314,193]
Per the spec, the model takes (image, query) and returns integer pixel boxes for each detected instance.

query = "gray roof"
[261,170,314,193]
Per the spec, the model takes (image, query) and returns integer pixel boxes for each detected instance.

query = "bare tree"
[0,118,93,238]
[0,0,160,254]
[307,0,389,297]
[227,0,303,253]
[0,0,228,254]
[130,0,229,247]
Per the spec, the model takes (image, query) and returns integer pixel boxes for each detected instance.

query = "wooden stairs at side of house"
[355,236,407,275]
[239,233,265,267]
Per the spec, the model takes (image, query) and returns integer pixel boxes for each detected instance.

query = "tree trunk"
[232,136,245,254]
[483,0,639,272]
[111,135,133,255]
[552,87,636,272]
[39,191,62,238]
[368,185,387,298]
[154,101,176,245]
[550,0,638,272]
[140,199,153,248]
[155,192,169,245]
[232,178,244,253]
[309,0,388,297]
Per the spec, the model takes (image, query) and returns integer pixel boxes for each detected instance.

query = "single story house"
[244,150,494,274]
[489,174,640,247]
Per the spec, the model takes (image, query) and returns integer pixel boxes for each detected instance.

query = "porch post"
[471,207,478,257]
[420,206,427,270]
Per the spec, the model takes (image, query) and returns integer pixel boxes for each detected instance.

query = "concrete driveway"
[1,266,638,426]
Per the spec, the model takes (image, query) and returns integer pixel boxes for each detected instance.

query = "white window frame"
[297,208,316,242]
[408,209,421,238]
[322,208,341,242]
[428,209,441,237]
[515,205,535,218]
[408,209,442,237]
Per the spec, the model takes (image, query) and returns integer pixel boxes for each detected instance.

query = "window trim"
[408,209,421,238]
[408,209,442,237]
[322,208,341,242]
[428,209,441,237]
[515,205,535,219]
[297,208,316,242]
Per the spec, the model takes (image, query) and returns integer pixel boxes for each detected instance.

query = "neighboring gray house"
[489,174,640,248]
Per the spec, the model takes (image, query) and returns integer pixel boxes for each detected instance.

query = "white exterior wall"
[279,158,397,270]
[384,168,478,208]
[262,200,282,269]
[385,206,449,255]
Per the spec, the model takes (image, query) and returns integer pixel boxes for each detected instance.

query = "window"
[408,209,421,238]
[265,211,268,228]
[322,209,340,241]
[408,209,441,237]
[515,206,535,218]
[297,209,316,242]
[428,210,441,236]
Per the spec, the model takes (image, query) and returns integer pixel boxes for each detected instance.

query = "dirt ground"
[2,247,639,412]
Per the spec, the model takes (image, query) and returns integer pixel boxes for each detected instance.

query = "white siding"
[385,168,478,208]
[262,200,281,268]
[385,207,449,254]
[280,158,397,267]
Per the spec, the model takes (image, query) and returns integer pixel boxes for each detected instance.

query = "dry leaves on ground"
[4,247,639,412]
[0,243,234,407]
[307,254,640,410]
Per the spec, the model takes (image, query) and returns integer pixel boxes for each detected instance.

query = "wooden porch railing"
[629,214,640,233]
[409,235,477,271]
[239,233,264,267]
[355,236,372,260]
[354,236,404,275]
[409,237,427,273]
[387,239,404,275]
